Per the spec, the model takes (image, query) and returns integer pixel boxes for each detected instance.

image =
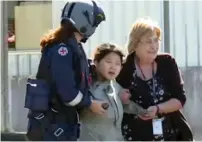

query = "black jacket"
[116,53,193,141]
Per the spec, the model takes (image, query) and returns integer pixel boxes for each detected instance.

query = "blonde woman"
[116,18,193,141]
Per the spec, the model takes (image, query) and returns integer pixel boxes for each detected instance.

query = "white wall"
[52,1,202,67]
[52,0,164,57]
[169,1,202,67]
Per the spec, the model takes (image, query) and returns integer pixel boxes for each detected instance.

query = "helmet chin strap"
[81,37,88,43]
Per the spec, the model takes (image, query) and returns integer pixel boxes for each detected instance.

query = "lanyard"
[136,62,158,104]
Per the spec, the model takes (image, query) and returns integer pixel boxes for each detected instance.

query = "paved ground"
[1,132,202,141]
[1,132,26,141]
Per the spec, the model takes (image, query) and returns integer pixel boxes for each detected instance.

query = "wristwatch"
[156,105,160,115]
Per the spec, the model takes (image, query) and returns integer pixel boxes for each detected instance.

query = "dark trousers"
[26,111,80,141]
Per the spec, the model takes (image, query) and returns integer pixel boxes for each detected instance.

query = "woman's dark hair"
[93,43,125,63]
[40,20,78,49]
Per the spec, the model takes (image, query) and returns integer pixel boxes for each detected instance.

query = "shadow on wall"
[9,77,29,132]
[181,66,202,140]
[8,67,202,140]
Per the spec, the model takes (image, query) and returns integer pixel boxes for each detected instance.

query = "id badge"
[152,119,163,135]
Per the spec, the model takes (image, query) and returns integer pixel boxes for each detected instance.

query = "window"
[7,1,52,50]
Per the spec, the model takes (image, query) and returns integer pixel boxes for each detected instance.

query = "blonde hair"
[127,18,161,54]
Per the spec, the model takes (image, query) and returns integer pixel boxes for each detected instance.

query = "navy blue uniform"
[25,37,91,141]
[49,39,91,107]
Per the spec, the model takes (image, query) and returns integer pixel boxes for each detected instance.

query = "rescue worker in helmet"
[24,0,106,141]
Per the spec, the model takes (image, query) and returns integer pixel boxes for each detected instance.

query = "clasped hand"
[138,105,158,120]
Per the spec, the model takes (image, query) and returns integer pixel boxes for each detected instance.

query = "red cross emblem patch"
[58,47,68,56]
